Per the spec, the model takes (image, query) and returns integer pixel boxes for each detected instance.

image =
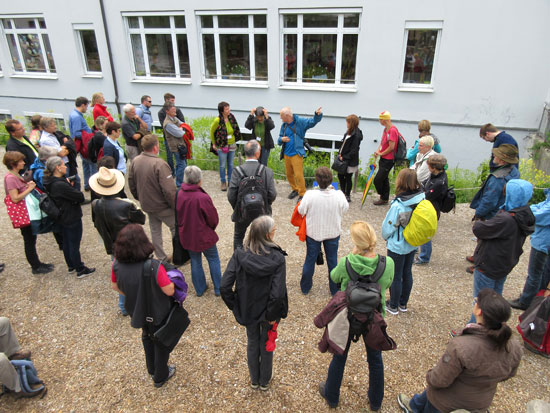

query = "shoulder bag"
[172,190,191,266]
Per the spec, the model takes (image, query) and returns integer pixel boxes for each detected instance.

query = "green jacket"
[330,253,394,317]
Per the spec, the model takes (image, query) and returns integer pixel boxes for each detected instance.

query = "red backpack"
[77,130,94,159]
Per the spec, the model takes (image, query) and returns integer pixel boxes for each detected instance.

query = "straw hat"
[89,167,125,196]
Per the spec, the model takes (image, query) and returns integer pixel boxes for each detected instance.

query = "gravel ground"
[0,165,548,412]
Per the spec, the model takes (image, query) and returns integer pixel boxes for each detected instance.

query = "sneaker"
[77,267,96,279]
[68,267,76,273]
[250,383,259,389]
[346,195,351,203]
[507,298,528,311]
[287,190,298,199]
[397,393,412,412]
[259,384,269,391]
[373,198,388,206]
[32,264,54,275]
[154,365,176,388]
[466,255,474,263]
[398,305,408,313]
[466,266,474,274]
[414,258,428,265]
[318,382,338,408]
[41,263,54,269]
[385,300,398,315]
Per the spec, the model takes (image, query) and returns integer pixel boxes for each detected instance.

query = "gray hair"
[183,165,202,185]
[163,102,175,112]
[123,104,134,114]
[419,135,434,148]
[280,106,292,116]
[244,140,260,158]
[43,156,64,177]
[243,215,277,255]
[39,116,56,130]
[38,145,58,162]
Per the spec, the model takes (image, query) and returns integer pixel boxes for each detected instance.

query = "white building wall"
[1,0,549,170]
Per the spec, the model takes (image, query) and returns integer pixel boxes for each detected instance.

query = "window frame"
[0,15,57,76]
[0,110,12,122]
[122,12,191,82]
[398,20,443,92]
[279,8,361,91]
[23,111,66,132]
[73,24,102,77]
[196,10,268,86]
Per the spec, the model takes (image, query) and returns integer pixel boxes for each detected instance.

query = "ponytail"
[477,288,513,350]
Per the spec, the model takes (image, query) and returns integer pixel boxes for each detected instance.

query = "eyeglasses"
[146,100,152,103]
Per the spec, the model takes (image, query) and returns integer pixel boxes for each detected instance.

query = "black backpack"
[235,164,268,225]
[394,132,407,162]
[345,256,386,342]
[39,192,60,221]
[440,186,456,213]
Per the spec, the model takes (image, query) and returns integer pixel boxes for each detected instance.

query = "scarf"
[214,113,241,147]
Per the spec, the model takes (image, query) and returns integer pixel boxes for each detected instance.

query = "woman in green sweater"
[319,220,394,411]
[210,101,241,191]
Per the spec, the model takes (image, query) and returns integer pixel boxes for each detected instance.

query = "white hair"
[280,106,292,116]
[183,165,202,185]
[123,104,134,114]
[419,135,434,148]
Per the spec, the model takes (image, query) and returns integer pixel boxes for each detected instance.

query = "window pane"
[253,15,266,28]
[0,114,11,122]
[174,16,186,28]
[303,14,338,28]
[42,34,56,72]
[201,16,213,28]
[218,15,248,28]
[128,17,139,29]
[145,34,175,77]
[302,34,336,83]
[143,16,170,28]
[202,34,216,78]
[176,34,190,76]
[254,34,267,81]
[14,18,36,29]
[80,30,101,72]
[284,34,297,82]
[3,19,13,29]
[18,34,46,72]
[6,34,22,71]
[343,14,359,27]
[402,29,438,84]
[283,15,297,28]
[38,19,46,29]
[130,34,146,76]
[341,34,358,84]
[219,34,250,79]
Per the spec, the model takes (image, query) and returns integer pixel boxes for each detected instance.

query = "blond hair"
[350,221,377,253]
[419,135,434,148]
[91,92,104,106]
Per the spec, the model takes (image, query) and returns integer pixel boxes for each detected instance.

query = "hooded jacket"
[470,165,520,220]
[473,179,535,280]
[29,158,46,191]
[221,245,288,326]
[423,170,448,218]
[382,191,426,255]
[530,188,550,254]
[338,128,363,168]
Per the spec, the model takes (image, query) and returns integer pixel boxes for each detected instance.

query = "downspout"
[99,0,121,119]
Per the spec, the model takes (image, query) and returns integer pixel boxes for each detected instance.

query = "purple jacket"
[167,267,188,306]
[176,184,219,252]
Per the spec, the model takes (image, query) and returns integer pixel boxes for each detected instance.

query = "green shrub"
[519,158,550,204]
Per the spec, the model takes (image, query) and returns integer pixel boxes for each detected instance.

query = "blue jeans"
[468,269,507,323]
[164,138,176,176]
[61,220,84,273]
[325,339,384,409]
[388,250,416,308]
[259,148,270,166]
[218,149,235,184]
[409,390,441,413]
[519,247,550,307]
[189,245,221,296]
[81,156,98,190]
[175,156,187,188]
[301,236,340,295]
[118,294,127,315]
[418,240,432,263]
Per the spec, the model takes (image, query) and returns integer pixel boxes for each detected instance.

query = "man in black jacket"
[158,93,185,176]
[5,119,38,173]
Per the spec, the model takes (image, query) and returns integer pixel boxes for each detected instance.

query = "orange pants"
[284,154,306,196]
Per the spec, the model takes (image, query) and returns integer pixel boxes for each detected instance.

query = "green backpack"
[402,200,438,246]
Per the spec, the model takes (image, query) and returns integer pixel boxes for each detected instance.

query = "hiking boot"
[373,198,388,206]
[385,300,398,315]
[397,393,412,412]
[318,382,338,408]
[220,182,227,191]
[154,365,176,388]
[507,298,528,311]
[287,190,298,199]
[77,266,96,279]
[414,258,428,265]
[9,349,31,360]
[466,255,474,263]
[466,266,474,274]
[32,264,53,275]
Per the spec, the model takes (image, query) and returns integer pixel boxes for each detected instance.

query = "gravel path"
[0,166,548,412]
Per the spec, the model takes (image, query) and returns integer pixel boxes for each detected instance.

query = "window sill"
[82,73,103,79]
[10,73,58,80]
[397,86,434,93]
[279,84,357,93]
[130,78,192,85]
[200,81,268,89]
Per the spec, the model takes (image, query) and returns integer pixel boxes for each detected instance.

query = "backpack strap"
[235,166,246,179]
[345,255,386,283]
[254,163,264,177]
[345,257,361,282]
[141,258,154,324]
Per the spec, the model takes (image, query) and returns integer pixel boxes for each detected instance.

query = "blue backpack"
[4,359,46,396]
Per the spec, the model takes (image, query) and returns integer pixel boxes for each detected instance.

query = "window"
[280,10,360,88]
[23,112,66,132]
[197,12,267,83]
[124,14,190,79]
[0,110,12,122]
[1,17,56,74]
[74,25,102,74]
[400,21,442,90]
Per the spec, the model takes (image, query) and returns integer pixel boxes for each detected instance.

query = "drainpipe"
[99,0,121,119]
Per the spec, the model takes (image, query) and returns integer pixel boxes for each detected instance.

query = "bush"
[519,158,550,204]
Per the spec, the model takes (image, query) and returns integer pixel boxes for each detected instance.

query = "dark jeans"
[164,138,176,176]
[519,247,550,307]
[373,158,394,201]
[20,226,41,269]
[259,148,271,166]
[324,336,384,409]
[409,390,441,413]
[233,221,249,251]
[142,324,171,383]
[338,172,353,197]
[388,249,416,308]
[301,236,340,295]
[61,220,84,272]
[245,322,273,386]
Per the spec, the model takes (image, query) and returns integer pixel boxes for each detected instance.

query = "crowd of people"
[1,94,549,412]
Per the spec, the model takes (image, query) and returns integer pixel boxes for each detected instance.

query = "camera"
[177,143,188,160]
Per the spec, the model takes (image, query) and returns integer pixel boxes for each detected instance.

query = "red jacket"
[176,184,219,252]
[93,104,114,122]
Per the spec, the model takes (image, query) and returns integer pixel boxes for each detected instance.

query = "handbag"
[172,190,190,266]
[4,194,30,229]
[209,143,219,157]
[331,156,348,174]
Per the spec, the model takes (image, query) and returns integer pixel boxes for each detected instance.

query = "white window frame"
[0,109,12,122]
[279,8,361,90]
[123,12,191,82]
[0,15,56,76]
[196,10,268,86]
[23,111,66,131]
[73,24,102,77]
[398,21,443,92]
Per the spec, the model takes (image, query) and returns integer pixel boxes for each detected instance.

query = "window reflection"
[402,29,438,84]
